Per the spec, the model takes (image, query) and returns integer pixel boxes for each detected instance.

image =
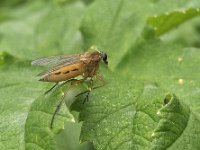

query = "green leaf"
[71,72,197,149]
[0,54,46,150]
[25,84,74,150]
[2,0,200,150]
[147,8,200,36]
[0,1,86,149]
[0,0,85,59]
[117,39,200,104]
[0,51,15,65]
[0,52,76,150]
[81,0,200,69]
[81,0,148,69]
[116,40,200,149]
[34,1,85,56]
[70,39,200,149]
[55,122,95,150]
[151,94,190,149]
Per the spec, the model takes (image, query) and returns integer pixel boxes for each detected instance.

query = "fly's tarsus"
[83,92,90,104]
[50,95,65,128]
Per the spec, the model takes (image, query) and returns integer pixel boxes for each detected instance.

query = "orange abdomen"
[40,62,85,82]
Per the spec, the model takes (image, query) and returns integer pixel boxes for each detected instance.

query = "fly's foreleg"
[95,73,107,86]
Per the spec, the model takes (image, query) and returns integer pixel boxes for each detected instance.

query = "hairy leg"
[50,79,84,128]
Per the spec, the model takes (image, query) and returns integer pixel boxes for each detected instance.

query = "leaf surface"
[1,0,200,150]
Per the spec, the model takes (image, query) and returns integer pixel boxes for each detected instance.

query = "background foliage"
[1,0,200,150]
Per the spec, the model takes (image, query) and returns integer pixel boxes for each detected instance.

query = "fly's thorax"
[80,50,102,78]
[83,61,99,78]
[81,50,102,63]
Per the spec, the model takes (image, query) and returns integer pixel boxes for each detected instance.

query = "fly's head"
[84,50,108,65]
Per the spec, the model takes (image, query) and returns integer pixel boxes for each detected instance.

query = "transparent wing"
[31,54,80,66]
[37,59,81,76]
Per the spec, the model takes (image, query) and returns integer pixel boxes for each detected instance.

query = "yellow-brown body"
[38,51,101,83]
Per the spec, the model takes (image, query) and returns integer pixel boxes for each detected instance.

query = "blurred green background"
[1,0,200,150]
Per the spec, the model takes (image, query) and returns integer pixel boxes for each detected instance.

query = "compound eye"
[102,52,108,64]
[103,53,107,60]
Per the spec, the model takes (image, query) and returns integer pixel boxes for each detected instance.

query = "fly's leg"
[75,84,104,104]
[45,79,81,95]
[75,78,93,104]
[83,79,93,103]
[75,81,105,98]
[45,83,58,95]
[75,75,107,104]
[91,73,108,90]
[95,73,107,86]
[82,91,90,104]
[75,90,90,98]
[50,79,84,129]
[50,93,65,128]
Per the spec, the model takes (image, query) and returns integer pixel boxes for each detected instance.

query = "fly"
[31,50,108,128]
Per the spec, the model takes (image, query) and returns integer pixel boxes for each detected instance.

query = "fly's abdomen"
[40,62,85,82]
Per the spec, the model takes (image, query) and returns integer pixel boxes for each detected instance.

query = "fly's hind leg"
[45,83,58,95]
[45,78,82,95]
[50,93,65,128]
[50,79,84,129]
